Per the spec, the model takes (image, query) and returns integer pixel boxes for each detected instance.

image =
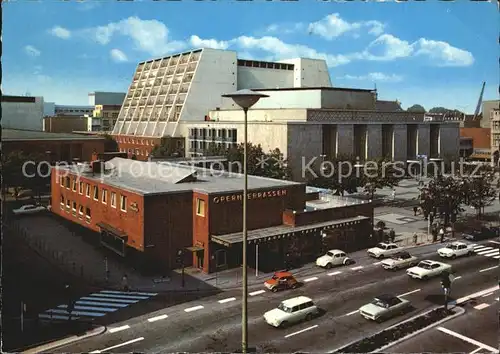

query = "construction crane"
[473,81,486,121]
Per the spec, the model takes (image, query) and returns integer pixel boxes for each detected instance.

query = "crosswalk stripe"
[58,304,119,312]
[75,300,129,308]
[85,295,139,303]
[493,255,500,259]
[88,292,149,300]
[475,247,493,252]
[482,250,500,257]
[100,290,157,297]
[46,309,107,317]
[477,249,497,255]
[39,314,80,321]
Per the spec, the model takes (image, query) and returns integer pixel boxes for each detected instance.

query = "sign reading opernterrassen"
[212,189,288,203]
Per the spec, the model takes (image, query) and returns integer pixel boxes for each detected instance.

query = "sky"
[3,0,498,113]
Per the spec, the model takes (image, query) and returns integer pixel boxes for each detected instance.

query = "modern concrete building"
[177,87,460,180]
[90,104,121,132]
[459,128,491,161]
[481,100,499,129]
[112,48,332,152]
[43,115,88,133]
[490,106,500,165]
[88,92,126,106]
[2,95,44,131]
[54,105,94,117]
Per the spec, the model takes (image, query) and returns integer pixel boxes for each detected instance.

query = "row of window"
[58,176,128,211]
[190,141,236,150]
[120,148,150,157]
[189,128,237,139]
[116,136,158,145]
[60,196,92,223]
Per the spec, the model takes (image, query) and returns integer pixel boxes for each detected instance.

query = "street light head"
[222,89,269,109]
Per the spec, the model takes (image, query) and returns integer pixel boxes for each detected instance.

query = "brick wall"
[5,139,104,162]
[114,135,161,161]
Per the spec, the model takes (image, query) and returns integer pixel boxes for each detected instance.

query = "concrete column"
[336,124,354,157]
[366,124,382,160]
[438,123,460,160]
[417,125,430,157]
[392,124,407,162]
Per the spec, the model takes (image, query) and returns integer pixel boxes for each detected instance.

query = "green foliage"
[308,155,361,196]
[407,104,426,113]
[429,107,464,116]
[1,150,48,199]
[360,158,404,199]
[462,166,499,216]
[420,175,466,225]
[150,137,183,158]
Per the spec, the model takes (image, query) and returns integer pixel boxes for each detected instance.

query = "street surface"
[56,240,499,353]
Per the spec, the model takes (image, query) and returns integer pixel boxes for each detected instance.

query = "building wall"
[392,124,408,161]
[320,90,376,110]
[44,102,56,117]
[366,124,382,159]
[207,108,307,122]
[51,170,145,251]
[93,104,121,131]
[439,124,460,159]
[417,125,430,157]
[287,124,323,180]
[55,105,94,116]
[244,90,323,110]
[1,96,44,131]
[460,128,491,149]
[237,66,293,90]
[336,124,354,157]
[481,100,499,129]
[491,109,500,160]
[144,192,193,271]
[89,92,126,106]
[279,58,332,88]
[43,116,88,133]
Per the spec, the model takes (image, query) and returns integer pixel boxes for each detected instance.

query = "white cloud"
[308,13,385,40]
[361,34,414,61]
[110,48,128,62]
[189,35,230,50]
[265,22,306,35]
[337,72,403,82]
[49,26,71,39]
[85,16,186,56]
[412,38,474,67]
[24,45,41,57]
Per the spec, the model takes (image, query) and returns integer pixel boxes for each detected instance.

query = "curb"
[22,325,106,354]
[328,306,464,353]
[373,306,465,352]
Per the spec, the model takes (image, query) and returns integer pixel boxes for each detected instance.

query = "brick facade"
[5,139,105,162]
[113,135,186,161]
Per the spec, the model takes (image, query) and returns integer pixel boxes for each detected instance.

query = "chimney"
[91,160,103,175]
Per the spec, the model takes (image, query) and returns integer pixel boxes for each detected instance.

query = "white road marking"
[469,347,484,354]
[399,289,421,297]
[477,249,498,255]
[184,305,204,313]
[327,271,342,276]
[437,327,499,353]
[218,297,236,304]
[249,290,266,296]
[350,266,364,271]
[493,255,500,259]
[479,266,498,272]
[372,262,382,265]
[454,276,462,280]
[108,325,130,333]
[488,240,500,245]
[495,298,499,301]
[147,314,168,322]
[481,292,494,298]
[304,277,318,282]
[90,337,144,353]
[284,324,318,338]
[343,309,359,316]
[479,250,500,257]
[474,303,490,310]
[474,246,493,252]
[454,285,500,305]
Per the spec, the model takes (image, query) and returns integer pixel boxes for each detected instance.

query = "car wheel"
[291,284,298,289]
[467,251,474,256]
[326,263,333,269]
[279,321,288,329]
[378,255,385,259]
[272,287,278,293]
[422,275,429,280]
[375,316,384,323]
[305,313,313,321]
[451,254,457,259]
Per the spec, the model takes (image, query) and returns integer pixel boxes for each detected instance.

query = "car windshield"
[326,251,334,257]
[371,299,388,308]
[417,262,432,269]
[376,243,386,249]
[272,275,279,280]
[278,303,292,313]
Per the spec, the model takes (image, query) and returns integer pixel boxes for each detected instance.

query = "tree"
[360,158,404,200]
[420,175,465,226]
[102,134,118,152]
[407,104,426,113]
[463,167,499,218]
[150,137,183,158]
[429,107,449,114]
[308,155,361,196]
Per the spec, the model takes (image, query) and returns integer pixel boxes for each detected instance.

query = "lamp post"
[222,89,268,354]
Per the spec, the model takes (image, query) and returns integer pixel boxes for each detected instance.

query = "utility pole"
[177,249,185,288]
[21,301,25,333]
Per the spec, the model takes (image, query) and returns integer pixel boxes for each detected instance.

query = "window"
[66,199,70,211]
[72,179,77,192]
[85,207,91,222]
[72,201,77,211]
[60,176,64,185]
[102,189,108,204]
[65,177,70,189]
[79,181,83,194]
[79,205,84,215]
[60,195,65,205]
[93,186,99,200]
[111,192,117,208]
[120,195,127,212]
[196,198,205,217]
[86,184,91,198]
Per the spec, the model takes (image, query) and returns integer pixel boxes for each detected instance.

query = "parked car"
[264,271,300,292]
[263,296,319,328]
[463,227,499,241]
[359,294,411,322]
[380,251,418,270]
[407,260,452,280]
[438,241,475,259]
[13,204,47,215]
[316,249,354,269]
[367,242,402,259]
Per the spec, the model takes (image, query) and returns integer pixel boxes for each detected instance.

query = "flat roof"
[211,216,370,246]
[3,129,106,141]
[2,95,37,103]
[256,87,375,93]
[56,157,301,196]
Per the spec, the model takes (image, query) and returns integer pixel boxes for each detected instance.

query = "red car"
[264,271,299,292]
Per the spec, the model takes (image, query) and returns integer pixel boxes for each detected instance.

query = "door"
[196,251,204,269]
[290,306,301,323]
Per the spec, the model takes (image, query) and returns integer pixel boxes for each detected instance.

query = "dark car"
[463,227,500,241]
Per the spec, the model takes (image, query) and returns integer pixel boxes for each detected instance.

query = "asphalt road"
[388,297,499,353]
[56,241,499,353]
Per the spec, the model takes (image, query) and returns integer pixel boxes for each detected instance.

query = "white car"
[367,242,401,259]
[438,242,475,259]
[263,296,319,328]
[316,249,354,269]
[407,260,452,280]
[359,294,411,322]
[13,204,47,215]
[380,251,418,270]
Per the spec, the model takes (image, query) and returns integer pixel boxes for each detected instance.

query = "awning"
[186,246,204,252]
[96,222,128,239]
[211,216,371,247]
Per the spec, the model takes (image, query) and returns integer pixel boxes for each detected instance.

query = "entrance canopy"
[186,246,204,252]
[211,216,370,247]
[97,222,128,257]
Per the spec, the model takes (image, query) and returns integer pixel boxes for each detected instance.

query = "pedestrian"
[122,274,129,292]
[413,233,418,245]
[439,228,445,243]
[389,229,396,243]
[392,188,396,200]
[413,206,418,216]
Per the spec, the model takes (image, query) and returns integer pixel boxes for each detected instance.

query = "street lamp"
[222,89,268,354]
